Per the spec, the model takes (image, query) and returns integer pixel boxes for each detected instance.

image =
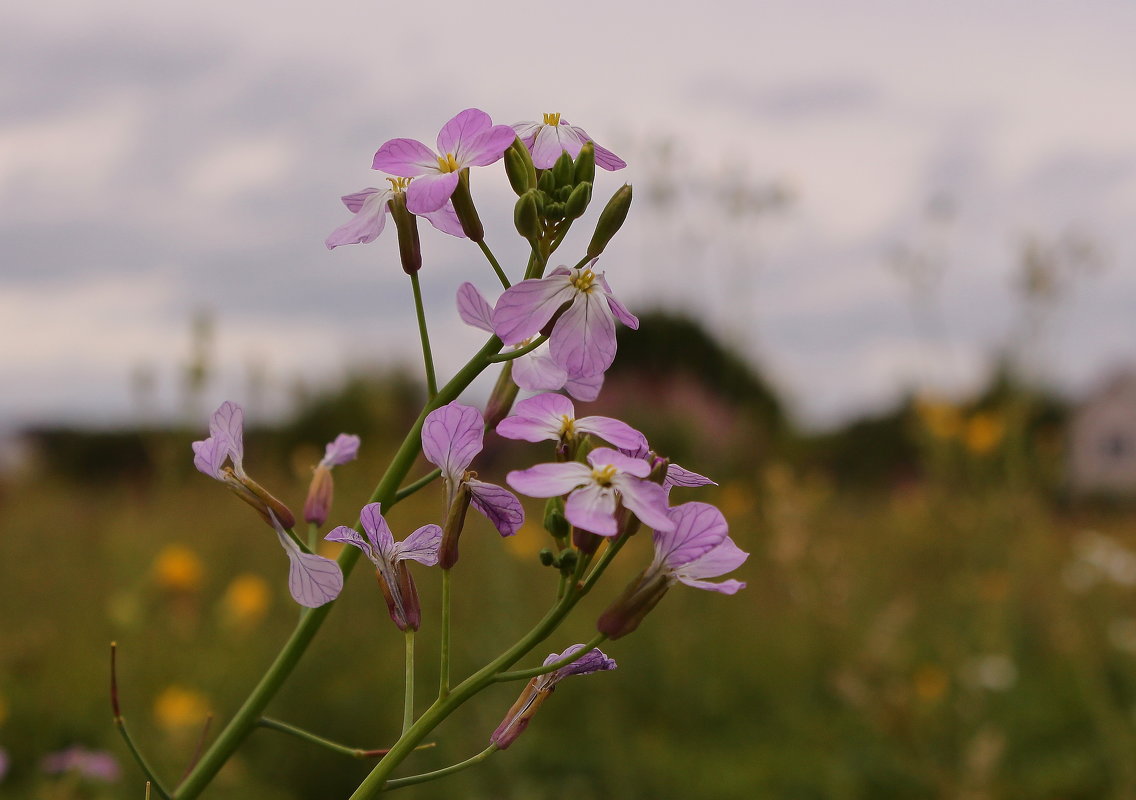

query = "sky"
[1,0,1134,431]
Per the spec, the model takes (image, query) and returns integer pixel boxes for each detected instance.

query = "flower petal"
[359,502,396,559]
[456,282,496,333]
[325,193,389,249]
[191,435,227,479]
[614,476,674,532]
[372,138,438,177]
[208,401,245,472]
[545,644,618,683]
[341,187,385,214]
[549,293,617,378]
[406,171,460,214]
[564,483,619,535]
[457,124,516,167]
[677,535,749,583]
[587,447,651,478]
[492,274,577,345]
[576,415,648,451]
[512,351,568,393]
[276,528,343,608]
[390,524,442,566]
[437,108,492,157]
[652,501,727,568]
[507,461,592,498]
[421,202,466,238]
[320,433,360,468]
[468,479,525,536]
[564,370,603,402]
[496,392,574,442]
[421,403,484,484]
[565,124,626,170]
[324,525,379,567]
[531,124,584,168]
[665,463,716,490]
[511,121,541,147]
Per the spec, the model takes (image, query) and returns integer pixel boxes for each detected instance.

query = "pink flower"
[650,502,747,594]
[492,262,638,380]
[372,108,515,215]
[496,393,647,453]
[513,113,626,170]
[325,181,464,249]
[506,447,672,537]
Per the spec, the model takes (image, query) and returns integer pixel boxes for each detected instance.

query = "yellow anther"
[386,177,411,192]
[591,464,618,486]
[571,268,597,292]
[436,152,461,173]
[543,112,562,126]
[559,414,576,438]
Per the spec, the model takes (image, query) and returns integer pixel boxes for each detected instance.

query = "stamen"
[436,153,461,173]
[591,464,618,486]
[571,268,597,292]
[386,177,411,192]
[543,112,562,126]
[559,414,576,439]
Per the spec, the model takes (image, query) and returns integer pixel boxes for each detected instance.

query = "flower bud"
[538,548,556,566]
[587,184,633,259]
[551,151,575,188]
[439,482,472,570]
[303,464,334,526]
[543,496,571,543]
[573,140,596,185]
[536,169,556,195]
[448,170,485,242]
[557,548,578,577]
[227,471,297,530]
[388,192,422,274]
[484,361,520,429]
[514,191,541,240]
[564,182,592,221]
[504,138,537,195]
[377,562,421,632]
[596,567,670,639]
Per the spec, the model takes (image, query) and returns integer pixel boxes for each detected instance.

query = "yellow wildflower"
[221,573,272,629]
[152,545,204,593]
[153,686,210,731]
[965,412,1004,455]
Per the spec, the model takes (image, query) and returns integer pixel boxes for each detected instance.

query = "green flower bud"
[514,190,541,241]
[543,496,571,542]
[537,169,557,195]
[564,182,592,220]
[587,184,633,259]
[449,170,484,243]
[573,140,596,185]
[538,548,556,567]
[557,548,579,577]
[551,151,575,188]
[504,138,537,195]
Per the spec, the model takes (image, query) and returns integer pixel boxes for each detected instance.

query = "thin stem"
[494,632,609,682]
[487,335,547,363]
[382,745,499,790]
[580,534,631,594]
[395,468,441,503]
[179,714,213,781]
[409,270,438,398]
[439,569,452,698]
[477,240,510,289]
[110,643,172,800]
[257,718,435,759]
[403,630,415,735]
[175,334,505,800]
[307,522,318,552]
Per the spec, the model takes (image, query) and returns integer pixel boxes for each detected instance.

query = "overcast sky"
[2,0,1134,430]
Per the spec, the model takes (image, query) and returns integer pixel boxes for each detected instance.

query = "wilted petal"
[276,527,343,607]
[406,171,460,214]
[457,282,495,332]
[550,294,617,378]
[390,524,442,566]
[372,138,438,177]
[468,479,525,536]
[437,108,492,156]
[492,272,576,345]
[564,483,619,535]
[191,435,227,479]
[613,476,674,532]
[507,461,592,498]
[653,502,727,569]
[665,463,716,490]
[320,433,360,468]
[421,202,466,238]
[544,643,618,683]
[512,351,568,393]
[208,401,245,474]
[359,502,396,558]
[422,403,484,484]
[458,124,516,167]
[576,415,648,451]
[325,525,379,568]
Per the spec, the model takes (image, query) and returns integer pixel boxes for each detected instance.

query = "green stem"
[257,717,411,759]
[306,522,318,552]
[487,335,547,363]
[409,270,438,398]
[174,334,504,800]
[394,469,441,503]
[494,632,608,682]
[115,718,172,800]
[477,240,510,289]
[439,569,452,698]
[403,631,415,735]
[382,745,499,790]
[580,534,631,594]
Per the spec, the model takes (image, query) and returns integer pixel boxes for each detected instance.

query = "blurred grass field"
[3,369,1136,799]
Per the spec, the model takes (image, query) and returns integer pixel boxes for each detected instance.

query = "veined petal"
[676,575,746,594]
[325,195,389,249]
[564,483,619,535]
[564,370,603,402]
[208,401,245,474]
[531,124,585,168]
[613,477,674,532]
[468,479,525,536]
[496,393,574,442]
[511,121,541,147]
[191,435,227,479]
[341,187,387,214]
[677,535,749,582]
[598,274,639,329]
[372,138,438,177]
[576,415,648,451]
[458,124,516,167]
[652,502,727,569]
[421,202,466,238]
[566,124,626,170]
[512,351,568,393]
[437,108,492,156]
[665,463,716,490]
[320,433,360,468]
[276,527,343,608]
[359,502,396,559]
[457,282,496,333]
[492,274,577,345]
[324,525,379,568]
[507,461,592,498]
[390,524,442,566]
[406,172,460,214]
[544,644,618,683]
[550,294,617,378]
[421,403,484,484]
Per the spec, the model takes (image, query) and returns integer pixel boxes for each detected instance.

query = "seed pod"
[388,193,422,274]
[596,568,670,639]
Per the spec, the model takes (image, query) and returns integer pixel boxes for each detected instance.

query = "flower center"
[559,414,576,439]
[436,152,461,173]
[591,464,618,486]
[543,112,562,126]
[385,177,411,192]
[571,268,597,293]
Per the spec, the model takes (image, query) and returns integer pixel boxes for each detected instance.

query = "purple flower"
[372,108,515,214]
[304,433,361,526]
[492,262,638,380]
[421,402,524,537]
[490,644,617,749]
[272,514,344,608]
[497,393,647,452]
[325,180,464,249]
[513,113,626,171]
[507,447,672,536]
[650,502,747,594]
[458,282,602,401]
[620,443,717,494]
[41,746,121,782]
[326,503,440,630]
